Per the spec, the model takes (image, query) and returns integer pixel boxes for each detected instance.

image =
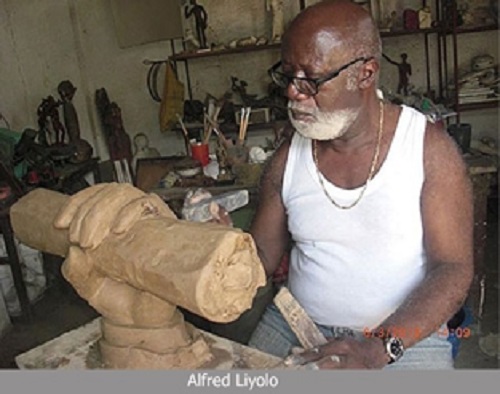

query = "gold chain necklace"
[312,101,384,210]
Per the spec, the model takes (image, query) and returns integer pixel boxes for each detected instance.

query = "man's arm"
[382,53,398,66]
[249,140,291,276]
[375,122,474,349]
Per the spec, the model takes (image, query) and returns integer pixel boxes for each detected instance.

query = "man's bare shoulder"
[423,121,468,179]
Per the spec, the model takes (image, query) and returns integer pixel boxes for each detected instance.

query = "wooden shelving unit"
[171,43,281,62]
[380,27,442,37]
[172,121,275,136]
[170,0,306,101]
[439,1,499,122]
[380,1,443,101]
[454,23,499,35]
[457,100,500,112]
[379,2,498,118]
[170,1,498,124]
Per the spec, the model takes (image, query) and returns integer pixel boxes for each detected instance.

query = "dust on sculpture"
[10,183,266,369]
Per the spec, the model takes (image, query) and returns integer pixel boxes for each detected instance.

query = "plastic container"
[191,143,210,166]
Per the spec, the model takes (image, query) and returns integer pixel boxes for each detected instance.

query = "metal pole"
[424,33,431,96]
[451,0,460,123]
[181,40,194,101]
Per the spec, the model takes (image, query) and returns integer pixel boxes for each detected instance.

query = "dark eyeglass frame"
[268,56,373,96]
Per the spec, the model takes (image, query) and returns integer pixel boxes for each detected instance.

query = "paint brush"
[176,113,191,155]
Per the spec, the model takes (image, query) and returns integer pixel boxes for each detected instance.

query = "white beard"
[288,102,359,140]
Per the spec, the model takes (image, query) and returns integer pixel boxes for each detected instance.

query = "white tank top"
[283,105,427,330]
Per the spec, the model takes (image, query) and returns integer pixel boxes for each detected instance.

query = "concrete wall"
[0,0,187,159]
[0,0,497,162]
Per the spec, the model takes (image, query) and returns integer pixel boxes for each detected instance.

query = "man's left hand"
[284,337,388,369]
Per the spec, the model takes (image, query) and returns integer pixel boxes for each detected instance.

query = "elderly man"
[248,0,473,370]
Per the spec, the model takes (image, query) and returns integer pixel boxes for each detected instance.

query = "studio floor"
[0,199,498,370]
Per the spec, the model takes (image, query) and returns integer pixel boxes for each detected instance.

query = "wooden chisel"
[273,287,328,349]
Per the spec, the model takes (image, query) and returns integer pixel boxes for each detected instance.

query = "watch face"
[390,339,404,357]
[386,337,404,362]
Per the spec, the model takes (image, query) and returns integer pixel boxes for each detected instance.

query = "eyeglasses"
[268,57,373,96]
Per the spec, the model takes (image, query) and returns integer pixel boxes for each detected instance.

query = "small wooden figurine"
[184,0,208,49]
[383,53,412,96]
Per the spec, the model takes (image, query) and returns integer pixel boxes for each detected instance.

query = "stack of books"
[450,66,499,104]
[458,86,498,104]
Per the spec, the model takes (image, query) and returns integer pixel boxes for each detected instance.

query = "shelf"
[171,43,281,61]
[457,100,500,112]
[380,24,498,38]
[169,24,497,59]
[451,24,499,35]
[380,27,442,37]
[220,122,275,133]
[173,121,275,134]
[443,98,500,113]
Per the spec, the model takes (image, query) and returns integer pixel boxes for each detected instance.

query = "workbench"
[15,318,282,370]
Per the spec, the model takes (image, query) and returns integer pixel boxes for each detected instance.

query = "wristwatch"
[383,335,405,364]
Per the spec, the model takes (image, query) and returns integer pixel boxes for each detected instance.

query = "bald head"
[283,0,381,63]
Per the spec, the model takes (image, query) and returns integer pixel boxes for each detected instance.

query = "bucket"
[447,123,471,153]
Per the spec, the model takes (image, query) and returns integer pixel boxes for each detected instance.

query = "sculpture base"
[15,318,282,370]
